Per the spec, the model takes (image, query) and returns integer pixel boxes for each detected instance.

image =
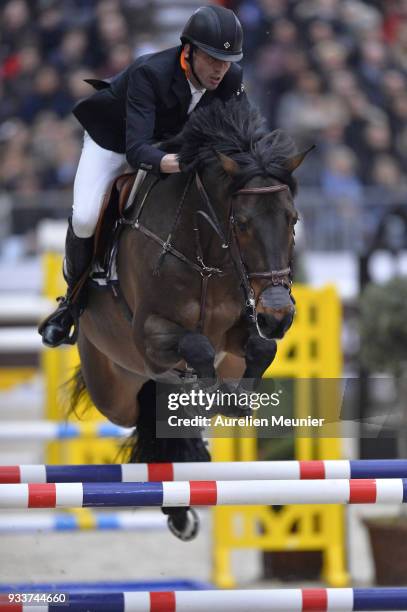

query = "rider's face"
[184,45,231,90]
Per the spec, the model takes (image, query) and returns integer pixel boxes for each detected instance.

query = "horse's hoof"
[167,508,200,542]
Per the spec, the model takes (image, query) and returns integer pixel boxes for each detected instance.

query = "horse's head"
[172,99,313,340]
[212,141,312,339]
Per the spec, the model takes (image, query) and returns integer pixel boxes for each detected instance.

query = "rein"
[119,171,292,333]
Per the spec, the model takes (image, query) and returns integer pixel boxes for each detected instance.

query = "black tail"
[128,379,210,463]
[65,365,91,419]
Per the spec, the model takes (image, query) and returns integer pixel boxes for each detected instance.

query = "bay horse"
[71,98,311,540]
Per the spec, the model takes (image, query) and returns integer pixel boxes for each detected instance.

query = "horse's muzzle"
[256,285,295,339]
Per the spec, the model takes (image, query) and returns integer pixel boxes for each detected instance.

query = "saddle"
[90,168,157,282]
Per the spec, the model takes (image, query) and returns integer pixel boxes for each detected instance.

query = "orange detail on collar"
[180,49,188,72]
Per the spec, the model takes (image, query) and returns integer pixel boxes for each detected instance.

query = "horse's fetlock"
[245,335,277,365]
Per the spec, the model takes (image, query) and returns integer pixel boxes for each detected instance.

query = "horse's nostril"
[256,313,277,335]
[257,310,294,340]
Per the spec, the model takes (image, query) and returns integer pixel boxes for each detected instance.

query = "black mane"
[164,97,298,193]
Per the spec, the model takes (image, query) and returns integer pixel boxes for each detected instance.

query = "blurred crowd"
[1,0,407,248]
[230,0,407,211]
[0,0,154,194]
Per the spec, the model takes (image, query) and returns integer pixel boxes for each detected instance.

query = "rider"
[39,4,245,348]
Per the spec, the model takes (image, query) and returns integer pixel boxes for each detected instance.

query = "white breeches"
[72,132,127,238]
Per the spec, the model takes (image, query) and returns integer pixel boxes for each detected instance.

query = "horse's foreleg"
[213,324,279,416]
[224,320,277,389]
[177,331,216,379]
[213,336,277,416]
[143,314,217,379]
[239,334,277,391]
[178,331,277,414]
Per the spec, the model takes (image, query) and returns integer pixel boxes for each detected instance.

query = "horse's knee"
[178,332,216,378]
[71,210,98,239]
[178,332,215,365]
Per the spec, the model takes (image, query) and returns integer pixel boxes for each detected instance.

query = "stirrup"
[56,295,80,345]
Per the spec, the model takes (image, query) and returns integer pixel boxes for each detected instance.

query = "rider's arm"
[126,66,180,175]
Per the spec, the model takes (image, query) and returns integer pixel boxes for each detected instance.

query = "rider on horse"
[39,5,246,348]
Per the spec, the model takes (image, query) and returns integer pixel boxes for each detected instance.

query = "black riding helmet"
[181,5,243,63]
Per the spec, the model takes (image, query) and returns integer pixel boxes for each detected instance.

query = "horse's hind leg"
[77,332,143,427]
[130,378,210,541]
[77,334,205,542]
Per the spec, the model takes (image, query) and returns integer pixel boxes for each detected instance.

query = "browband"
[234,184,289,196]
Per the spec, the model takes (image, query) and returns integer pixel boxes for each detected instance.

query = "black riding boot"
[38,218,94,347]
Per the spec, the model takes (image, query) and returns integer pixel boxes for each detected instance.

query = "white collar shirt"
[187,80,206,114]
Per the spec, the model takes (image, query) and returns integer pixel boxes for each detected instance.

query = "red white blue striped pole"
[1,588,407,611]
[2,460,407,484]
[0,479,406,508]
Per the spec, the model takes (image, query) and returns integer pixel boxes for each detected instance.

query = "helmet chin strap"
[185,45,204,89]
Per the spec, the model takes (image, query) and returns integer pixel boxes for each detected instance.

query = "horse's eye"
[236,218,249,232]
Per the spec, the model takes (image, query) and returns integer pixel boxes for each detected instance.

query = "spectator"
[357,40,389,105]
[321,145,363,204]
[320,145,364,249]
[371,154,406,195]
[360,121,394,182]
[0,0,32,55]
[391,20,407,70]
[2,45,42,114]
[19,65,73,123]
[388,92,407,139]
[36,3,67,57]
[381,69,406,111]
[50,28,91,72]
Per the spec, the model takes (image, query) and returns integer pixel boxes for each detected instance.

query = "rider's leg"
[71,132,127,239]
[38,132,126,347]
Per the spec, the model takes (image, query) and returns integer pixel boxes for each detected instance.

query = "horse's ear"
[217,152,240,176]
[284,145,316,173]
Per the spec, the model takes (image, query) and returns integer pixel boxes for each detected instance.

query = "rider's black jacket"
[73,46,245,176]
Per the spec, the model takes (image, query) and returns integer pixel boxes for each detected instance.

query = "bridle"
[119,171,293,335]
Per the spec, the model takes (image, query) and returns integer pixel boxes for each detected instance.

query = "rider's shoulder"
[223,63,243,87]
[127,46,180,79]
[217,63,244,98]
